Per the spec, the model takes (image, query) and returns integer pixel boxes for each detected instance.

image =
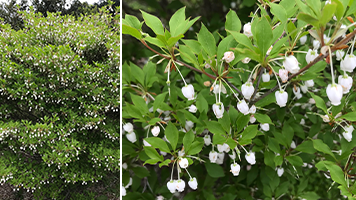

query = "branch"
[224,78,243,97]
[250,68,264,105]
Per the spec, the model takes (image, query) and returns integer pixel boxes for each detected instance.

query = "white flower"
[300,35,307,45]
[143,139,151,146]
[305,80,314,87]
[156,195,164,200]
[249,105,256,114]
[242,57,251,64]
[223,51,235,63]
[204,135,211,146]
[185,120,194,131]
[167,180,177,193]
[213,84,227,94]
[125,177,133,188]
[262,73,270,82]
[243,22,252,37]
[250,115,256,123]
[229,150,236,160]
[306,49,318,64]
[290,141,296,149]
[336,50,345,61]
[321,115,330,122]
[151,126,160,137]
[209,151,218,163]
[178,149,185,157]
[342,125,354,142]
[223,143,230,153]
[121,186,127,196]
[293,86,302,99]
[279,69,289,83]
[126,132,137,143]
[340,54,356,72]
[275,90,288,107]
[216,152,225,164]
[308,98,316,104]
[212,103,224,119]
[123,123,134,133]
[237,100,249,115]
[324,34,331,44]
[241,81,254,100]
[230,163,241,176]
[217,144,225,153]
[300,118,305,125]
[277,167,284,177]
[261,123,270,131]
[182,84,195,100]
[313,39,320,49]
[245,152,256,165]
[188,104,197,113]
[160,151,167,156]
[300,85,308,93]
[122,163,128,170]
[179,158,189,169]
[188,177,198,190]
[326,84,343,106]
[176,179,186,192]
[338,74,353,94]
[283,55,300,74]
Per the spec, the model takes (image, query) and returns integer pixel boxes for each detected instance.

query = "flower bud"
[340,54,356,72]
[241,81,254,100]
[262,73,270,82]
[123,123,134,133]
[308,98,316,104]
[250,115,256,123]
[306,49,318,64]
[275,90,288,107]
[204,135,211,146]
[209,151,218,163]
[326,84,343,106]
[243,22,252,37]
[283,55,300,74]
[242,57,251,64]
[212,103,224,119]
[188,104,197,113]
[245,152,256,165]
[290,141,296,149]
[181,84,195,100]
[230,163,241,176]
[223,51,235,63]
[126,132,137,143]
[237,100,249,115]
[179,158,189,169]
[260,123,270,131]
[279,69,288,83]
[185,120,194,131]
[151,126,160,137]
[343,125,354,142]
[277,167,284,177]
[188,177,198,190]
[300,35,307,45]
[338,74,353,94]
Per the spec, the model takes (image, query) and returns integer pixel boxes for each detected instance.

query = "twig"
[250,69,263,105]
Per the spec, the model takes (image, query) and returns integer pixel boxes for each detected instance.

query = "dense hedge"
[0,5,120,199]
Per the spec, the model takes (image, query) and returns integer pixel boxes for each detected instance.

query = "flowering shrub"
[0,4,120,199]
[123,0,356,199]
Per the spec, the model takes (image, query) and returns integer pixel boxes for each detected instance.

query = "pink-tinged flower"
[230,163,241,176]
[243,22,252,37]
[279,69,288,83]
[237,100,249,115]
[283,55,300,74]
[188,177,198,190]
[181,84,195,100]
[275,90,288,107]
[241,81,254,100]
[223,51,235,63]
[250,115,256,123]
[340,54,356,72]
[326,84,343,106]
[212,103,224,119]
[151,126,160,137]
[338,74,353,94]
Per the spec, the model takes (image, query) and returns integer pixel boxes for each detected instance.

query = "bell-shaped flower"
[241,81,254,100]
[245,152,256,165]
[336,50,345,61]
[223,143,230,153]
[313,39,320,49]
[300,85,308,93]
[217,144,225,153]
[260,123,270,131]
[123,123,134,133]
[179,158,189,169]
[182,84,195,100]
[243,22,253,37]
[262,73,270,82]
[223,51,235,63]
[167,180,177,193]
[229,150,236,160]
[188,177,198,190]
[275,90,288,107]
[213,84,227,94]
[306,49,318,64]
[237,100,249,115]
[324,34,331,44]
[279,69,289,83]
[176,179,185,192]
[277,167,284,177]
[204,135,211,146]
[230,163,241,176]
[290,141,296,149]
[216,152,225,164]
[283,55,300,74]
[121,186,127,196]
[212,103,224,119]
[209,151,218,163]
[250,115,256,123]
[188,104,197,113]
[126,132,137,143]
[343,125,354,142]
[249,105,256,114]
[326,84,343,106]
[185,120,194,131]
[321,115,330,122]
[151,126,160,137]
[305,80,314,87]
[293,86,302,99]
[338,74,353,94]
[300,35,307,45]
[340,54,356,72]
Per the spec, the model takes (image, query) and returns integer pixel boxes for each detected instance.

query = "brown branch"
[250,68,264,105]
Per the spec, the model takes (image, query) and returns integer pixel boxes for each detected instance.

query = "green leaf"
[130,63,145,86]
[205,162,225,178]
[309,92,327,113]
[196,92,208,113]
[305,0,321,17]
[218,112,231,133]
[145,137,171,153]
[132,167,150,178]
[183,130,195,153]
[169,7,186,37]
[286,155,303,166]
[295,140,316,154]
[144,158,162,165]
[187,141,204,155]
[255,92,276,107]
[312,139,336,160]
[217,35,237,61]
[254,113,273,124]
[227,30,255,51]
[270,3,288,22]
[341,112,356,121]
[235,113,250,133]
[264,151,275,168]
[239,125,258,145]
[297,13,320,28]
[143,146,163,161]
[225,10,241,33]
[206,121,226,134]
[179,45,199,67]
[213,134,227,145]
[333,0,345,20]
[165,122,179,150]
[320,3,337,27]
[131,94,149,115]
[124,14,142,30]
[254,16,273,57]
[153,92,167,112]
[345,0,356,16]
[325,162,347,187]
[141,10,164,35]
[122,24,142,40]
[268,138,280,153]
[159,159,171,168]
[148,118,161,125]
[226,138,237,150]
[198,23,216,58]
